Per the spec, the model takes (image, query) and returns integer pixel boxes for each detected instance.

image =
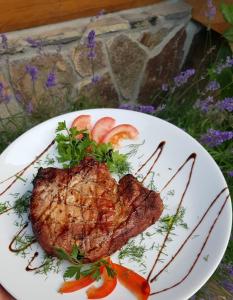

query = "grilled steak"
[30,157,163,262]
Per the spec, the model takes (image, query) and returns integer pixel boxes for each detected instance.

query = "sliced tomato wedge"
[86,264,117,299]
[113,263,150,300]
[91,117,116,143]
[58,276,95,294]
[102,124,139,145]
[71,115,92,131]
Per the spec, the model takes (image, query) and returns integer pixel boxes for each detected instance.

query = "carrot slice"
[58,276,95,294]
[113,263,150,300]
[86,267,117,299]
[91,117,116,143]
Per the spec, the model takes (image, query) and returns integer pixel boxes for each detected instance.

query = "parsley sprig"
[55,121,130,175]
[55,245,116,281]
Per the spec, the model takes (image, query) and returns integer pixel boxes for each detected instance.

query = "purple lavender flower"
[87,30,96,61]
[91,74,101,84]
[194,96,214,113]
[26,37,42,50]
[15,92,22,103]
[96,9,105,18]
[0,33,8,49]
[161,83,169,92]
[26,102,33,114]
[0,81,10,103]
[216,97,233,112]
[216,56,233,74]
[26,65,38,82]
[205,0,216,21]
[119,104,155,114]
[201,129,233,147]
[45,71,56,88]
[174,69,195,87]
[227,171,233,177]
[87,30,96,50]
[222,280,233,293]
[206,80,220,92]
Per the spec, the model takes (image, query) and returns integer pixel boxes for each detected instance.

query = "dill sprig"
[44,154,56,166]
[0,201,11,214]
[125,140,145,158]
[14,234,35,258]
[118,240,146,264]
[158,207,188,234]
[35,255,62,276]
[13,191,31,218]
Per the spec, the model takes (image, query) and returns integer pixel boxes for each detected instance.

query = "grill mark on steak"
[30,157,163,261]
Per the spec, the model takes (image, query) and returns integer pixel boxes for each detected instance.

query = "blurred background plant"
[0,1,232,299]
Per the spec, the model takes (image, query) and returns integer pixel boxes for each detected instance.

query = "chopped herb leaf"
[55,121,130,176]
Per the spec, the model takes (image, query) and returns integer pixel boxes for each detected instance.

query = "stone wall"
[0,0,198,118]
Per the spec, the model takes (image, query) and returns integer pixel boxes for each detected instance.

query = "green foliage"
[221,3,233,43]
[221,3,233,25]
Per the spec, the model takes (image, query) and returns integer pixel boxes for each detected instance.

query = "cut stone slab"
[139,27,172,49]
[86,15,129,35]
[139,28,186,103]
[9,54,76,112]
[107,34,147,99]
[72,40,107,77]
[121,12,150,29]
[144,1,192,19]
[77,73,119,107]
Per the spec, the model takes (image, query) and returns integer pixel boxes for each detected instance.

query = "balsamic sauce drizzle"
[0,140,54,197]
[150,187,228,283]
[147,153,197,282]
[150,194,230,295]
[135,141,166,178]
[140,141,166,184]
[25,252,46,271]
[8,222,36,253]
[25,252,39,271]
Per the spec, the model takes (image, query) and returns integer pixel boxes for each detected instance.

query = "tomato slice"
[86,265,117,299]
[58,276,95,294]
[102,124,139,145]
[71,115,92,131]
[113,263,150,300]
[91,117,116,143]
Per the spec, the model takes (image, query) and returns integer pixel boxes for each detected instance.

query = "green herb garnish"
[56,245,116,281]
[55,121,130,175]
[118,240,146,264]
[13,191,31,218]
[158,207,188,233]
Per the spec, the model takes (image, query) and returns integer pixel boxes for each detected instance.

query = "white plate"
[0,109,231,300]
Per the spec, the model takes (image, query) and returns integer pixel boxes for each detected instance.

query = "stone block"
[139,27,172,49]
[86,15,129,35]
[77,73,119,107]
[9,54,76,111]
[107,34,147,99]
[139,28,186,103]
[72,40,107,77]
[121,12,150,29]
